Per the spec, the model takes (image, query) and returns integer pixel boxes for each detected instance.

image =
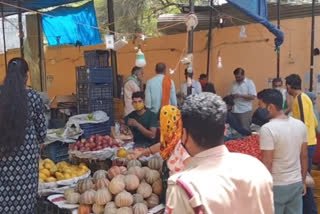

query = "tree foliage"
[94,0,211,38]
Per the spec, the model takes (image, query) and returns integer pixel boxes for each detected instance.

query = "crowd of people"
[123,62,320,214]
[0,57,320,213]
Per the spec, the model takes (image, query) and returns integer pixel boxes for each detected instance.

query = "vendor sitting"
[124,91,159,147]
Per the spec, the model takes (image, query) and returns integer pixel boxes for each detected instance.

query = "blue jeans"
[303,145,318,214]
[273,182,303,214]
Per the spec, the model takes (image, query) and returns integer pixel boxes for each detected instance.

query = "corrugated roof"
[158,2,320,35]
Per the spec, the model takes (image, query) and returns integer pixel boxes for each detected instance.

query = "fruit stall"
[39,107,165,214]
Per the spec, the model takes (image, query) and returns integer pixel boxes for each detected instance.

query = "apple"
[81,139,86,143]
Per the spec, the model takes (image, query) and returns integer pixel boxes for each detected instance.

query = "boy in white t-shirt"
[258,89,308,214]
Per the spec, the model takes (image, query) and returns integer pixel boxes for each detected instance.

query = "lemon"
[45,177,57,182]
[76,170,86,177]
[63,173,72,180]
[55,171,63,177]
[40,169,50,177]
[63,168,72,174]
[39,172,47,180]
[44,162,55,170]
[39,178,44,182]
[57,161,68,168]
[79,165,89,172]
[39,164,44,170]
[50,166,58,175]
[44,158,54,165]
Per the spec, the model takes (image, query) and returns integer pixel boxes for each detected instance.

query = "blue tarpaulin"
[226,0,284,50]
[42,1,102,46]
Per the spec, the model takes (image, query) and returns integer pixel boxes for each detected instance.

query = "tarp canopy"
[226,0,284,50]
[42,1,102,46]
[0,0,84,17]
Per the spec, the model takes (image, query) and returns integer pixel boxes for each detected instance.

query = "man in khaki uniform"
[165,93,274,214]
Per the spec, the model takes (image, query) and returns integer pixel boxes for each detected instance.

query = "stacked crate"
[76,50,114,126]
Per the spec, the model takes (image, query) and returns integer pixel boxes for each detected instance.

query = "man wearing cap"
[199,74,216,94]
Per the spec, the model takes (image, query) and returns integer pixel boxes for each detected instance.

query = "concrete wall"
[0,17,319,109]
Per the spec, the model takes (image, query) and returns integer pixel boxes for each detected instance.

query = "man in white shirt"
[230,68,256,131]
[259,89,308,214]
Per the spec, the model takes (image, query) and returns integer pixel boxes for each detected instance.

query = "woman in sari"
[133,105,190,201]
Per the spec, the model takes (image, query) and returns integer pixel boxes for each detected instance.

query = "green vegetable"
[88,114,94,121]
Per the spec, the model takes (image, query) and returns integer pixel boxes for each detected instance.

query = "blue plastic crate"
[78,98,113,116]
[42,141,69,163]
[76,67,113,84]
[84,50,109,68]
[80,121,112,139]
[77,82,113,101]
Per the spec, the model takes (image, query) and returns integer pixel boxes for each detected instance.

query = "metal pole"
[1,6,7,74]
[276,0,280,78]
[107,0,119,98]
[206,0,213,78]
[188,0,195,54]
[18,4,24,58]
[310,0,315,91]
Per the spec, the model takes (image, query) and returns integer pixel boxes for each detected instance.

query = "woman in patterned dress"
[0,58,46,214]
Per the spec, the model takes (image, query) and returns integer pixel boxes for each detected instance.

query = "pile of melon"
[64,157,164,214]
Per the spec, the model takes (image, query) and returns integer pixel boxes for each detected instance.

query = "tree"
[94,0,212,38]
